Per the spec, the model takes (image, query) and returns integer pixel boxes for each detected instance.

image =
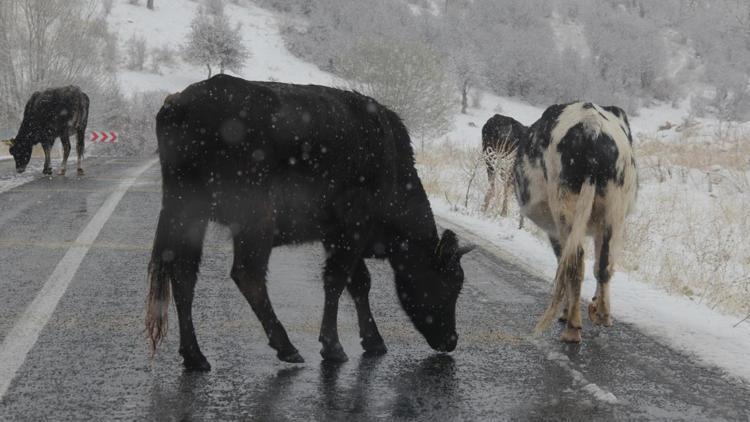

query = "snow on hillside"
[108,0,335,96]
[99,0,749,382]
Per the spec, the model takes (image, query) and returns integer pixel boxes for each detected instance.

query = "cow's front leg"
[59,133,71,175]
[42,143,52,175]
[319,247,357,363]
[75,128,85,175]
[347,259,386,356]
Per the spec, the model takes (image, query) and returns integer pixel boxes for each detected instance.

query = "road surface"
[0,156,748,421]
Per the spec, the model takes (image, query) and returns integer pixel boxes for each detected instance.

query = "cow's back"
[20,86,88,135]
[515,102,637,231]
[155,75,404,240]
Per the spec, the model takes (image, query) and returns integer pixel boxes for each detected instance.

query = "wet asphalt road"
[0,156,749,421]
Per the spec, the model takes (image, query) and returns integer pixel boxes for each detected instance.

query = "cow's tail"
[534,180,596,334]
[145,250,172,353]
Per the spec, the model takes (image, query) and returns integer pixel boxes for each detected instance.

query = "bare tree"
[183,3,250,77]
[0,0,120,129]
[337,37,455,142]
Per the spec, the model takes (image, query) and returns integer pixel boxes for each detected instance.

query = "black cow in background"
[146,74,474,370]
[3,86,89,175]
[481,114,527,224]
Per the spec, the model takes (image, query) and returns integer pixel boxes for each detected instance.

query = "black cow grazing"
[4,86,89,175]
[146,74,474,370]
[481,114,528,220]
[514,102,637,343]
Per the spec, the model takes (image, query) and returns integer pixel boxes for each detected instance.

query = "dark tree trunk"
[461,80,469,114]
[147,0,154,10]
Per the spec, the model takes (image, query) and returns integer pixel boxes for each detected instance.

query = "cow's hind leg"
[547,235,570,323]
[59,131,71,175]
[347,259,386,356]
[589,226,615,327]
[230,208,302,363]
[560,245,585,343]
[147,204,210,370]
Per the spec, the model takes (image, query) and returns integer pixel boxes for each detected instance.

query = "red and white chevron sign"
[90,131,118,143]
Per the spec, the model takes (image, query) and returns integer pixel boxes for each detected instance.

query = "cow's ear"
[436,230,459,263]
[1,138,14,146]
[436,230,476,263]
[456,244,476,258]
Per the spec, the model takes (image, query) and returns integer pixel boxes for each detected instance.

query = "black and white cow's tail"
[534,180,596,334]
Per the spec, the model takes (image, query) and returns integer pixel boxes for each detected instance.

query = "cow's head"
[394,230,475,352]
[4,137,31,173]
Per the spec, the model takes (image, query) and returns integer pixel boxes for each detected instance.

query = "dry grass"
[416,130,750,321]
[637,130,750,172]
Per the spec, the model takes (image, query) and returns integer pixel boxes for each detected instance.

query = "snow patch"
[434,203,750,384]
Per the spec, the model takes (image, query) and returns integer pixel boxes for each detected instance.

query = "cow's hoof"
[587,303,613,327]
[560,327,582,343]
[77,168,85,176]
[361,337,387,356]
[182,355,211,372]
[277,349,305,363]
[58,169,66,176]
[321,344,349,363]
[43,168,52,175]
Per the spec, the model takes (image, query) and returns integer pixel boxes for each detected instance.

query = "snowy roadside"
[433,200,750,385]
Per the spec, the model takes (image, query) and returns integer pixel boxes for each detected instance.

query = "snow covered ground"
[2,0,747,384]
[433,201,750,384]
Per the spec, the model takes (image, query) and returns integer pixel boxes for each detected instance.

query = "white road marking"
[0,158,158,399]
[436,213,619,405]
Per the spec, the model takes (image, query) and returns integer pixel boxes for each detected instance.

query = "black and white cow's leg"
[589,226,615,327]
[561,245,585,343]
[230,203,302,364]
[42,142,53,175]
[548,235,570,323]
[347,259,387,356]
[59,131,71,175]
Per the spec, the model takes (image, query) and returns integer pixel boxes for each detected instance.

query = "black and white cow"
[3,86,89,175]
[514,102,637,343]
[481,114,528,217]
